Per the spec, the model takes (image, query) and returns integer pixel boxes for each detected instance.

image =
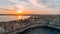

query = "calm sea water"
[0,16,30,22]
[20,27,60,34]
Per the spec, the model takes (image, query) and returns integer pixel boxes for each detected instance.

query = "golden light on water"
[17,10,23,19]
[17,10,30,19]
[19,16,21,19]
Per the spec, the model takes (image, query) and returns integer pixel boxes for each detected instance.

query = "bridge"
[0,15,60,34]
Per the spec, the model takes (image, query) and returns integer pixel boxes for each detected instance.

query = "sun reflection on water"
[18,16,21,19]
[18,16,30,19]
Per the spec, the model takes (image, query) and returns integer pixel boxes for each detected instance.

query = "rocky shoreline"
[0,15,60,34]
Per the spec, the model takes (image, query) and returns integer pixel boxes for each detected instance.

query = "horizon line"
[0,14,60,16]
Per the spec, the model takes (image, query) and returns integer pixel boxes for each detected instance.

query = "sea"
[20,27,60,34]
[0,16,30,22]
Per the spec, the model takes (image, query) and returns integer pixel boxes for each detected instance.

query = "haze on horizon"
[0,0,60,14]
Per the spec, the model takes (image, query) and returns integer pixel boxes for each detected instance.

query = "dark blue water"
[20,27,60,34]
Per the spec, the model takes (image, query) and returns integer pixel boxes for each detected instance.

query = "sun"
[17,10,22,19]
[17,10,22,14]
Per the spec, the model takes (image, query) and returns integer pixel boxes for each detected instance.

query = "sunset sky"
[0,0,60,14]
